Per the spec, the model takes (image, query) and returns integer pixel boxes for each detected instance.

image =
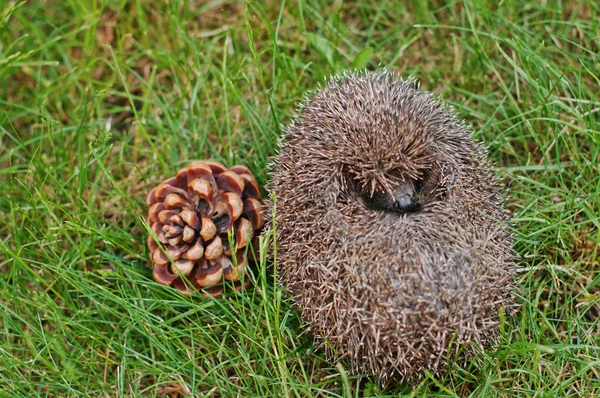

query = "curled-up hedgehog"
[269,70,516,383]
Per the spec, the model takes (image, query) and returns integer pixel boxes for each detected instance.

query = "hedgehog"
[268,70,516,383]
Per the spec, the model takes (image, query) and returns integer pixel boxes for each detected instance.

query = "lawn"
[1,0,599,396]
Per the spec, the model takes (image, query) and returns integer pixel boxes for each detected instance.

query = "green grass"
[1,0,599,396]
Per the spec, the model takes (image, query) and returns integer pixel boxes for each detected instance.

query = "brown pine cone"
[146,161,264,296]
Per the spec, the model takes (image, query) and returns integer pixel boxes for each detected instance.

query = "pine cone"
[146,161,264,296]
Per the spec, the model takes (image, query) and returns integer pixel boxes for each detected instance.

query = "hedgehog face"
[366,179,423,213]
[339,104,434,207]
[346,121,433,213]
[344,128,432,201]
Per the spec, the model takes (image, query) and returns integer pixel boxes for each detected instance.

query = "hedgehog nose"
[394,194,419,213]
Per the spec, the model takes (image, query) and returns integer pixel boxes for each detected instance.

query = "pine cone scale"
[235,218,252,248]
[204,236,223,260]
[196,259,222,287]
[184,239,204,261]
[188,179,212,206]
[163,193,187,209]
[185,163,215,184]
[153,263,178,285]
[166,244,188,261]
[147,203,164,223]
[225,192,244,219]
[179,209,200,229]
[243,198,264,230]
[173,259,194,275]
[158,209,178,225]
[152,248,169,266]
[200,217,216,241]
[217,171,245,195]
[155,184,188,203]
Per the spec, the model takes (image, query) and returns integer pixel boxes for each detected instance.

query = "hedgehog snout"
[392,181,421,213]
[393,192,420,213]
